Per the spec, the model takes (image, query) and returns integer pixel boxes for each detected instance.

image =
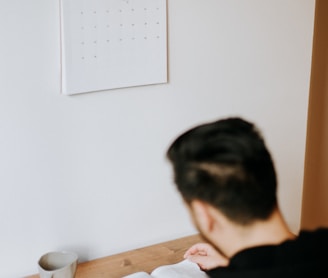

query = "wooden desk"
[26,234,202,278]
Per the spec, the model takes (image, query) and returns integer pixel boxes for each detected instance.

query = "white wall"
[0,1,315,277]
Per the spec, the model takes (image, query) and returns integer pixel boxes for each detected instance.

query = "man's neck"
[212,209,296,258]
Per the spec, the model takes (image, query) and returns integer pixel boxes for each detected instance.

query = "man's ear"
[190,200,215,234]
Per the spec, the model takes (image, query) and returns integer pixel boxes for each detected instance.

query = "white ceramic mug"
[38,251,78,278]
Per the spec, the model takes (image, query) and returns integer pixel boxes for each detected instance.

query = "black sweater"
[207,228,328,278]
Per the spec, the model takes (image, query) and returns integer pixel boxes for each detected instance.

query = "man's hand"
[184,243,229,270]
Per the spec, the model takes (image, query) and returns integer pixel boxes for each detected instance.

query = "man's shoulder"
[298,227,328,245]
[299,226,328,235]
[207,266,322,278]
[206,227,328,278]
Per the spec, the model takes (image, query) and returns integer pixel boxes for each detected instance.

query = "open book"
[122,259,209,278]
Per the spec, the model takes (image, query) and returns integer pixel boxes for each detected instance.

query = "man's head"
[166,117,278,226]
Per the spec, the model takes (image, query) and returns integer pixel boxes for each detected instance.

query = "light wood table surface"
[26,234,202,278]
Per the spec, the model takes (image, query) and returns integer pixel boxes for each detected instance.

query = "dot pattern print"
[60,0,167,95]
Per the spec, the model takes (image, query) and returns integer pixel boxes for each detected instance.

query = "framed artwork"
[60,0,167,95]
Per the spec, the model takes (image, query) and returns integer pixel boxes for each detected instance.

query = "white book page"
[151,259,209,278]
[123,271,152,278]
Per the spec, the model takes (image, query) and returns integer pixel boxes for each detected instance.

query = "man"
[166,117,328,277]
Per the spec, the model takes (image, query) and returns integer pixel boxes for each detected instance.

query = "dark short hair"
[166,117,277,225]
